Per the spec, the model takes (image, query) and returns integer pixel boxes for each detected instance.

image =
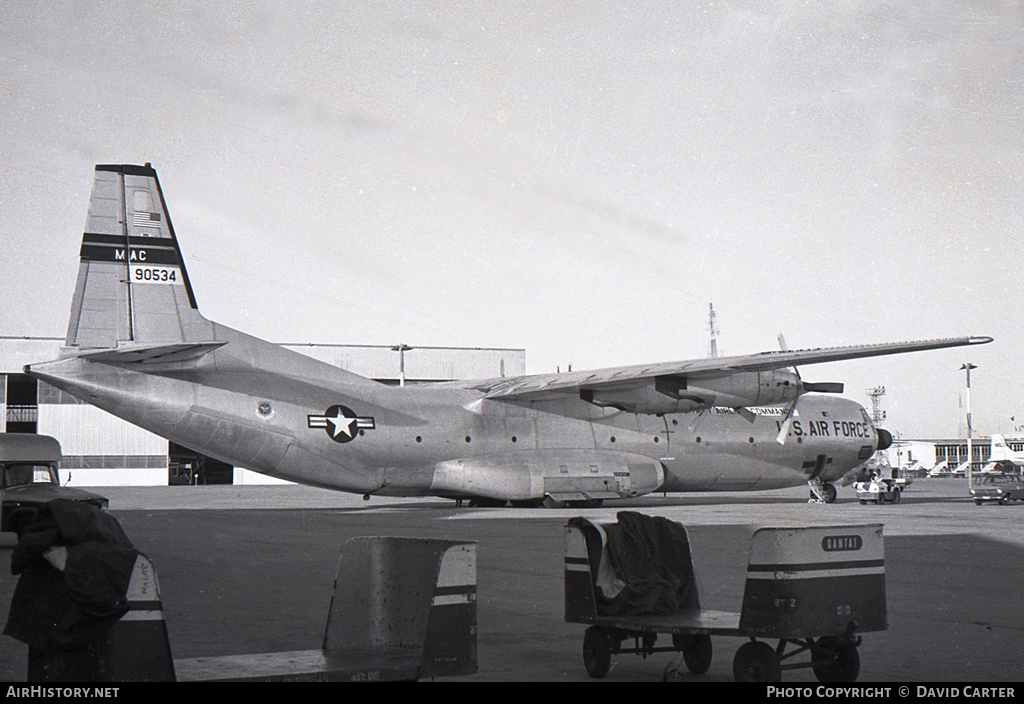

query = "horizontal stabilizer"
[79,341,226,365]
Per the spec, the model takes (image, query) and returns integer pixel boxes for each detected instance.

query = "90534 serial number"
[132,266,179,283]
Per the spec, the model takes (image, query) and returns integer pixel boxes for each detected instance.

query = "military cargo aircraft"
[25,164,992,506]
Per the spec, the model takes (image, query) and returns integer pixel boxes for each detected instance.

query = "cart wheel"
[582,627,612,678]
[672,633,713,675]
[974,499,983,506]
[812,637,861,682]
[732,641,781,682]
[892,489,901,504]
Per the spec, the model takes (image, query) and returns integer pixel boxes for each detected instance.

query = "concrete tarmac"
[0,479,1021,682]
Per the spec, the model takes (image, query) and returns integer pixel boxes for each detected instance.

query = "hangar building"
[0,336,525,487]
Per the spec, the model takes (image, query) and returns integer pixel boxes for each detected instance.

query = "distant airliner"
[984,434,1024,471]
[26,164,992,506]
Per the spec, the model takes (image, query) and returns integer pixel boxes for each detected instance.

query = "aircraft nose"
[876,428,893,451]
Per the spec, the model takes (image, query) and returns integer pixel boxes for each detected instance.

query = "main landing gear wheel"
[567,499,604,508]
[509,499,543,508]
[468,497,508,508]
[732,641,781,682]
[673,633,713,675]
[582,627,612,679]
[812,637,861,682]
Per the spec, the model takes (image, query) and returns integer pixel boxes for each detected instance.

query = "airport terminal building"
[889,436,1024,476]
[1,336,525,487]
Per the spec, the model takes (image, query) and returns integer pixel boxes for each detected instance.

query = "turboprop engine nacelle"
[581,369,805,414]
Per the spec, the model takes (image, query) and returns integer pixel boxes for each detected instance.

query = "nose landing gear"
[808,479,838,504]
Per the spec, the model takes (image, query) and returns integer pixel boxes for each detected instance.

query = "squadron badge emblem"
[308,405,376,443]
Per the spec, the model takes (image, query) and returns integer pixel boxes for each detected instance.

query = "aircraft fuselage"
[30,325,879,502]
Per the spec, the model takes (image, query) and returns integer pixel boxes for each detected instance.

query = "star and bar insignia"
[308,405,376,443]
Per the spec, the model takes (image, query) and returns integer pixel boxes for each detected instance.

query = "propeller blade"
[776,333,799,445]
[779,333,844,394]
[802,382,845,394]
[776,399,799,445]
[778,332,801,380]
[773,335,844,443]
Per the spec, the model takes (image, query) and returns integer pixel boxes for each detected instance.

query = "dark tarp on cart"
[4,499,138,652]
[568,511,700,616]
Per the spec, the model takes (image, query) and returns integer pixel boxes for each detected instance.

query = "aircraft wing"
[472,336,992,401]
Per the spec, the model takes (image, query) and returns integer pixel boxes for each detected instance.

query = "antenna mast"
[708,302,719,358]
[867,386,887,425]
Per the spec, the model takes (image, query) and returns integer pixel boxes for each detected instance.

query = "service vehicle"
[1,433,108,535]
[970,472,1024,506]
[855,478,902,504]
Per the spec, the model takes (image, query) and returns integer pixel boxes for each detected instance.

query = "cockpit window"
[4,464,58,487]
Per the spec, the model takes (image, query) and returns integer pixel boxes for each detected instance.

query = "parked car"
[970,472,1024,506]
[1,433,108,535]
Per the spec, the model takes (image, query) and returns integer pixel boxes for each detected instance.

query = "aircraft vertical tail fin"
[66,164,213,350]
[988,434,1023,464]
[991,434,1007,461]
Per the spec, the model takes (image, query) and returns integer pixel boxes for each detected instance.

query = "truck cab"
[1,433,108,534]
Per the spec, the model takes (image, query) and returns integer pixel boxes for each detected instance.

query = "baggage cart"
[564,514,886,682]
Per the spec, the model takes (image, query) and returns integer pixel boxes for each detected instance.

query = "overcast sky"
[1,1,1022,439]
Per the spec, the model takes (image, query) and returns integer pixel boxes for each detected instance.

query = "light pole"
[391,344,413,387]
[961,363,977,482]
